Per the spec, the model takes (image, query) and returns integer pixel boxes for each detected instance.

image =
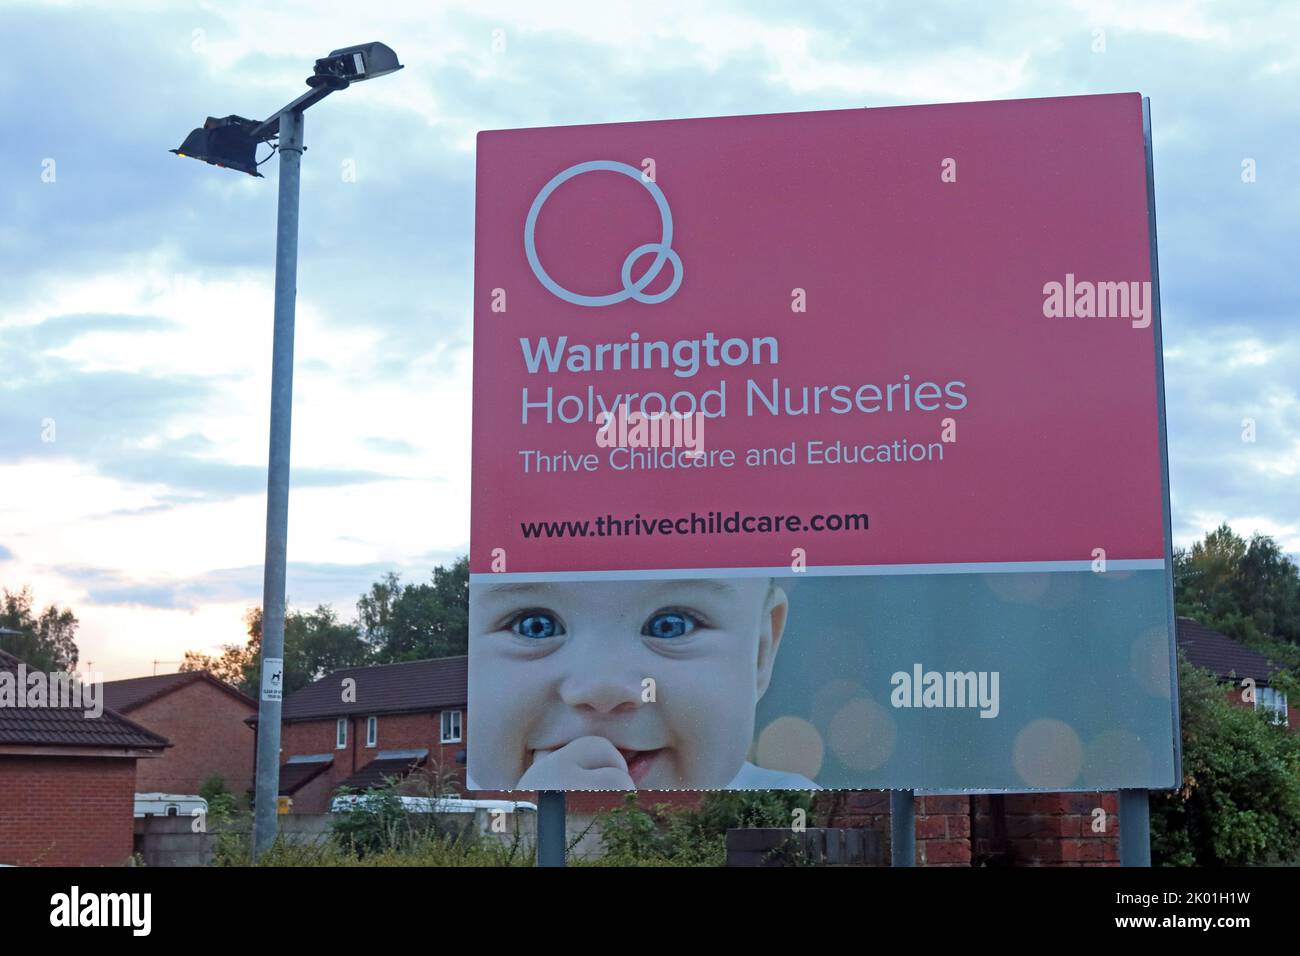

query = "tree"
[283,605,370,691]
[0,586,79,672]
[183,605,369,696]
[1151,655,1300,865]
[180,608,262,695]
[359,558,468,663]
[1175,523,1300,659]
[183,556,469,693]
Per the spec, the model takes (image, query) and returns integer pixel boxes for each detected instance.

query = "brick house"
[103,670,257,798]
[255,657,470,813]
[1175,616,1295,731]
[0,649,169,866]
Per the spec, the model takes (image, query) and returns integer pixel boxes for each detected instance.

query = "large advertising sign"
[468,93,1178,792]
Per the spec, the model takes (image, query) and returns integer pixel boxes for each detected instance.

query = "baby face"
[468,578,787,790]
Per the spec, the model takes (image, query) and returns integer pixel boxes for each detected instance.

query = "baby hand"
[517,735,636,790]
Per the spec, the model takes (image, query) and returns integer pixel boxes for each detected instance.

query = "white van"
[133,793,208,818]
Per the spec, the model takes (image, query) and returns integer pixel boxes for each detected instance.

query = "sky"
[1,0,1297,679]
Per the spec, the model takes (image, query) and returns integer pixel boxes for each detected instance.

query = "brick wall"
[0,755,139,866]
[816,791,971,865]
[129,680,255,797]
[972,792,1119,866]
[276,708,468,813]
[816,790,1120,866]
[915,795,973,865]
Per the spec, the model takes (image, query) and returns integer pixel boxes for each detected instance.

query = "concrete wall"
[133,814,331,867]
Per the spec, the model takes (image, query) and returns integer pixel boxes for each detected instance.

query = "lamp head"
[171,115,264,177]
[308,42,403,88]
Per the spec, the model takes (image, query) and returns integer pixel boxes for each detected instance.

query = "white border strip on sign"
[471,558,1166,584]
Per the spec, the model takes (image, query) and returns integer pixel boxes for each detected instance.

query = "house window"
[366,715,378,747]
[441,710,462,743]
[336,717,348,749]
[1256,687,1289,726]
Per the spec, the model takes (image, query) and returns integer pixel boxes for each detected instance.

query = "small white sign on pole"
[261,658,284,702]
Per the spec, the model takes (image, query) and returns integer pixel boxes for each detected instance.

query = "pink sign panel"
[471,93,1163,575]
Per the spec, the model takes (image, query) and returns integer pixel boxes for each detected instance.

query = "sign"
[261,658,283,702]
[468,93,1178,792]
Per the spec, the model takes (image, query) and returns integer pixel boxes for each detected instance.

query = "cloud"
[0,361,215,462]
[0,6,280,305]
[18,314,179,351]
[0,316,398,501]
[99,452,396,497]
[1164,327,1300,551]
[62,559,463,612]
[2,0,1299,651]
[363,436,419,455]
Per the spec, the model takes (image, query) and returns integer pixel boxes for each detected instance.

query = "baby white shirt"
[725,761,820,790]
[467,761,821,791]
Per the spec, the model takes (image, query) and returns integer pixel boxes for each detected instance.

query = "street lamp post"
[173,42,402,859]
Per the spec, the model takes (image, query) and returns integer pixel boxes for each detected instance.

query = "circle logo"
[524,160,684,307]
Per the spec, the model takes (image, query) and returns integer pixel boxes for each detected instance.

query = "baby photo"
[467,576,819,791]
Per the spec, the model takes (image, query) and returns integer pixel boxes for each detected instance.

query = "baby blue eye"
[643,611,698,639]
[513,612,564,639]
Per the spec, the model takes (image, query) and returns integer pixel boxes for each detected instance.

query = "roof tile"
[337,754,427,792]
[1176,617,1288,684]
[279,657,466,722]
[0,649,169,750]
[279,757,333,795]
[102,670,256,713]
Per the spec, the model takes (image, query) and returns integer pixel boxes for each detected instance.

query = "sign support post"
[1118,789,1151,866]
[537,790,566,867]
[890,790,915,866]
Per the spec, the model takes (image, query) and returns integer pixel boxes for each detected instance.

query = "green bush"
[596,798,724,866]
[213,827,530,867]
[209,815,255,867]
[211,772,528,866]
[197,774,239,820]
[595,789,816,866]
[1151,655,1300,865]
[695,789,815,832]
[210,760,523,866]
[206,792,239,821]
[330,772,476,858]
[198,774,227,803]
